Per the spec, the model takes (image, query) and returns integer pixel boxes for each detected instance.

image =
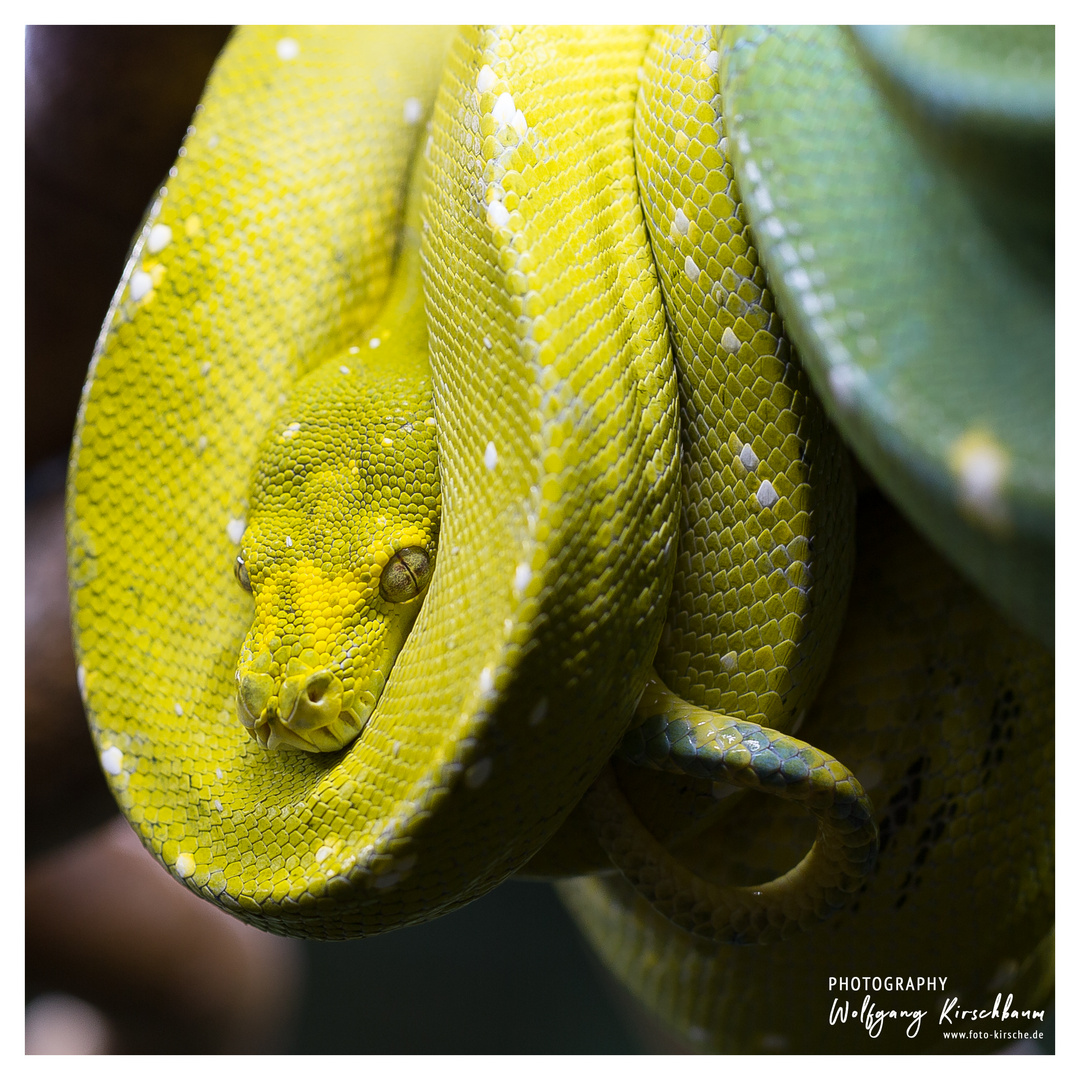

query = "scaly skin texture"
[67,27,464,935]
[70,25,683,938]
[68,23,1052,1048]
[228,25,872,942]
[721,25,1053,645]
[559,495,1053,1052]
[584,673,877,946]
[235,175,439,754]
[635,27,854,726]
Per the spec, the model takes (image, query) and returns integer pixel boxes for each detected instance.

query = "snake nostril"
[305,671,333,705]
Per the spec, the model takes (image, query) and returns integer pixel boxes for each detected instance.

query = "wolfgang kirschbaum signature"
[826,976,1047,1044]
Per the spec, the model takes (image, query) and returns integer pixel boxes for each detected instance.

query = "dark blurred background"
[24,25,657,1055]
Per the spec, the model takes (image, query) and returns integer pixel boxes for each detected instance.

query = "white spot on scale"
[786,267,812,292]
[479,666,495,695]
[486,199,510,229]
[720,650,737,672]
[281,422,301,439]
[226,518,245,545]
[215,767,224,780]
[175,853,196,878]
[348,345,360,354]
[776,241,799,266]
[739,443,759,471]
[706,50,719,73]
[276,37,300,61]
[476,64,497,94]
[513,563,532,595]
[756,479,779,510]
[339,365,351,375]
[465,757,493,789]
[950,430,1010,530]
[315,846,334,863]
[369,854,417,889]
[484,441,498,470]
[403,97,423,125]
[77,664,86,698]
[684,255,701,284]
[828,363,862,408]
[174,702,183,717]
[100,746,123,775]
[129,270,152,302]
[146,223,172,254]
[761,216,785,239]
[200,361,211,377]
[491,91,517,126]
[213,799,223,812]
[197,434,207,452]
[483,336,493,350]
[672,207,690,236]
[721,326,740,354]
[285,536,293,548]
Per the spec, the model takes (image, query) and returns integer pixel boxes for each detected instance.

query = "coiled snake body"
[68,26,1053,1051]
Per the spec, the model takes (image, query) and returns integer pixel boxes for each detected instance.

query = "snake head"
[234,530,435,752]
[233,361,439,753]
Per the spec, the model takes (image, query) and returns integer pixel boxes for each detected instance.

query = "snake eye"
[379,546,433,603]
[234,555,252,593]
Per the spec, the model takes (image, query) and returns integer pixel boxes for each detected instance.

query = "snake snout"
[236,655,368,753]
[279,667,342,729]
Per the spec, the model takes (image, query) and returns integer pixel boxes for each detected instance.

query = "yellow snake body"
[68,25,1053,1049]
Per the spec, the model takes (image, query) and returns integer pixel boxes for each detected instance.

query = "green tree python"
[67,25,1053,1051]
